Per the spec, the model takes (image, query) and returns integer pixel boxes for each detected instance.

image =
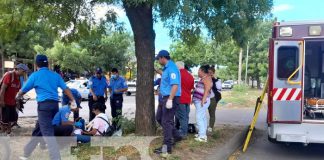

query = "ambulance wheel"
[268,136,278,144]
[126,92,131,96]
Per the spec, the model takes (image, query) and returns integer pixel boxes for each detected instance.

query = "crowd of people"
[0,54,129,160]
[154,50,222,157]
[0,50,222,159]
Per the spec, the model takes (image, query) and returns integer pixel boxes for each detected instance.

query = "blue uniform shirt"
[160,60,181,96]
[22,67,67,102]
[109,76,128,95]
[52,105,71,126]
[88,76,108,96]
[62,88,81,106]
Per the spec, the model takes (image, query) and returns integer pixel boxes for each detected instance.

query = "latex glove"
[166,99,173,109]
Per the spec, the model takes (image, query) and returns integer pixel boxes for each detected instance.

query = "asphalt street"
[19,95,263,126]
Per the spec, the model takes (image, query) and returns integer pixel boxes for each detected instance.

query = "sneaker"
[154,147,163,154]
[194,136,207,143]
[208,127,213,133]
[19,156,28,160]
[194,134,199,138]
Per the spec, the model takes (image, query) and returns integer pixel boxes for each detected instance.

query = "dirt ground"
[2,117,244,160]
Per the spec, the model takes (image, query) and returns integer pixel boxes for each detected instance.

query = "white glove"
[166,99,173,109]
[70,100,77,109]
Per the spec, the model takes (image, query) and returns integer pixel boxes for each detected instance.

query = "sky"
[95,0,324,53]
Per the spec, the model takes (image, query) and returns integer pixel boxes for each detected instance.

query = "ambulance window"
[277,46,299,79]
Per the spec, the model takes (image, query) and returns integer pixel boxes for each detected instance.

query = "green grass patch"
[219,88,264,108]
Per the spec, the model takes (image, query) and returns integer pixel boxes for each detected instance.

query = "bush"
[233,84,249,92]
[120,117,136,135]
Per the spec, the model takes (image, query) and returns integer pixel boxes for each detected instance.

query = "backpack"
[96,117,115,136]
[212,78,222,102]
[0,71,15,89]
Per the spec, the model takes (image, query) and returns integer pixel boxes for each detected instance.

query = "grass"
[66,126,239,160]
[219,88,265,108]
[148,126,238,160]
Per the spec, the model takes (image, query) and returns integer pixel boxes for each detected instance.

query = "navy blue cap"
[35,54,48,63]
[155,50,170,60]
[96,67,103,74]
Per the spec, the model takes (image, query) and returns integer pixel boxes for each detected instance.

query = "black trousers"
[156,96,181,152]
[1,105,18,124]
[88,95,106,122]
[54,125,74,136]
[110,94,123,130]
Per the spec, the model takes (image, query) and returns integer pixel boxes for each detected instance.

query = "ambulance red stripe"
[273,88,301,101]
[277,88,287,101]
[286,88,296,100]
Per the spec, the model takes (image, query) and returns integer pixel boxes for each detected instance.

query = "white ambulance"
[268,21,324,145]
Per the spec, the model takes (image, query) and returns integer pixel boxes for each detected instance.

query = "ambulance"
[268,21,324,144]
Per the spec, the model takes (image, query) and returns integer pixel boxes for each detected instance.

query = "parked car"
[222,81,233,89]
[59,79,90,100]
[126,81,136,96]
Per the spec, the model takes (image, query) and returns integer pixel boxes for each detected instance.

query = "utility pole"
[238,48,243,85]
[245,41,249,84]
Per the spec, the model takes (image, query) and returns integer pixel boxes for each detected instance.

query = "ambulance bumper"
[268,123,324,143]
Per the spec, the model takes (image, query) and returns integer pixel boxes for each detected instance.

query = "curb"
[206,126,249,160]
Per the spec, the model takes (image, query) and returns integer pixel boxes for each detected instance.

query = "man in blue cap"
[62,88,82,121]
[154,50,183,157]
[108,68,128,135]
[17,54,76,160]
[88,67,108,121]
[0,63,29,134]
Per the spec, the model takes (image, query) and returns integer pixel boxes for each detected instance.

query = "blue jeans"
[24,101,61,160]
[194,99,210,138]
[175,104,190,137]
[76,135,91,143]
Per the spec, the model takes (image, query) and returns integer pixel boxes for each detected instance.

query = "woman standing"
[193,65,212,142]
[208,67,222,132]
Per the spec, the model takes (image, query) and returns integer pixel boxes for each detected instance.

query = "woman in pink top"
[77,103,109,143]
[192,65,212,142]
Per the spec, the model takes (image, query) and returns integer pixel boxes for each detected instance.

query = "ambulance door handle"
[287,65,301,85]
[287,41,303,85]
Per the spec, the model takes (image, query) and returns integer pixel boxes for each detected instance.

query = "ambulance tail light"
[309,26,322,36]
[279,27,292,37]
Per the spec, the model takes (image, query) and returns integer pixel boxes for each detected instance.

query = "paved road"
[236,109,324,160]
[20,95,260,126]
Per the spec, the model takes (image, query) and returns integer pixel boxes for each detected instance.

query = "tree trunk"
[124,2,156,136]
[238,48,243,85]
[251,77,254,88]
[256,77,261,89]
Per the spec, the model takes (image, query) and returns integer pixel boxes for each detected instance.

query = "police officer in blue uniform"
[17,54,76,160]
[88,67,108,121]
[62,88,82,121]
[154,50,182,157]
[109,68,128,133]
[52,98,83,136]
